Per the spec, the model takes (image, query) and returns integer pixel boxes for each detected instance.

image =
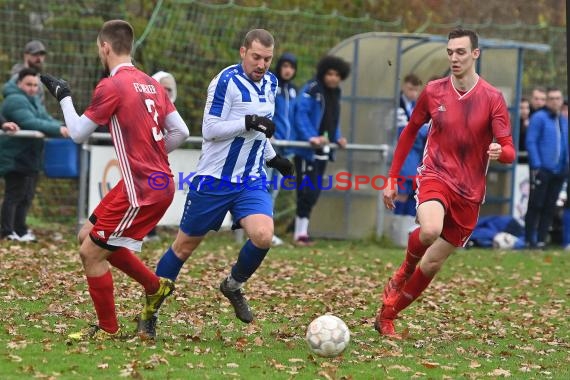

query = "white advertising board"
[88,146,206,226]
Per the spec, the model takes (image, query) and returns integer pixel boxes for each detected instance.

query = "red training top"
[85,65,176,207]
[389,76,515,203]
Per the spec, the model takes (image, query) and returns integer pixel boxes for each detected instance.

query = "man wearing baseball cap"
[10,40,48,104]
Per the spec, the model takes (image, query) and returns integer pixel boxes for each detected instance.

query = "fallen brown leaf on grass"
[387,364,412,372]
[421,360,440,369]
[488,368,512,377]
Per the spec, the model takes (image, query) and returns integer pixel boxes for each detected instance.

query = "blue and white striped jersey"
[196,64,278,182]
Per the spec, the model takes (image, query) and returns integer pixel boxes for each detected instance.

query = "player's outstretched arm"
[40,73,98,143]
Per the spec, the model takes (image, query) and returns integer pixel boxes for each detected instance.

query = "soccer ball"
[305,315,350,357]
[492,232,517,249]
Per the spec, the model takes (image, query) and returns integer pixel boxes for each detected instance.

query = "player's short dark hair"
[316,55,351,81]
[98,19,134,55]
[448,28,479,50]
[243,29,274,49]
[17,67,38,81]
[403,73,422,86]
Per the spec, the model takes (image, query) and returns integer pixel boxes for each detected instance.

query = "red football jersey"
[85,64,176,206]
[390,77,511,203]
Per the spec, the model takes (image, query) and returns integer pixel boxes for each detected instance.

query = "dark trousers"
[294,156,328,218]
[1,171,38,237]
[524,170,565,245]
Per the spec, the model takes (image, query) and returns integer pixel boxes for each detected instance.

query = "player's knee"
[78,245,100,266]
[248,226,273,249]
[172,238,197,260]
[419,226,441,245]
[419,259,443,277]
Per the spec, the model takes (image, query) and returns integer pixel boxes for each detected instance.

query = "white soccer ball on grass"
[305,315,350,357]
[492,232,517,249]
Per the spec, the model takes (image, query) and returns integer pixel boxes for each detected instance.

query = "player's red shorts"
[89,180,173,252]
[416,178,480,247]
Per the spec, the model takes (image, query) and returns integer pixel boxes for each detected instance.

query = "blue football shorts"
[179,176,273,236]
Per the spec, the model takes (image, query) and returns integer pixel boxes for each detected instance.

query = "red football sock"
[86,270,118,333]
[400,228,430,276]
[107,247,160,295]
[384,267,433,319]
[395,267,433,313]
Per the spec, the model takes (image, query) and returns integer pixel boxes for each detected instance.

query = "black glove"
[40,74,71,102]
[245,115,275,138]
[267,155,294,176]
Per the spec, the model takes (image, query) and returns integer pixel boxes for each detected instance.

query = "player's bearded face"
[240,41,273,82]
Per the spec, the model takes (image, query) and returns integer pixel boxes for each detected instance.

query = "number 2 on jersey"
[145,98,164,141]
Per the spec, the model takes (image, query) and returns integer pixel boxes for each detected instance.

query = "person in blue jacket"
[269,53,298,246]
[525,86,568,248]
[291,55,350,246]
[272,53,297,147]
[393,74,428,216]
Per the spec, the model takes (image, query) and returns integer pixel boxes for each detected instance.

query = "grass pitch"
[0,230,568,379]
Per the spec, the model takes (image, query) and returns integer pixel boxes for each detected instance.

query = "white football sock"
[294,216,309,240]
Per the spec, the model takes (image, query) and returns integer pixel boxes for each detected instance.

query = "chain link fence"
[0,0,566,229]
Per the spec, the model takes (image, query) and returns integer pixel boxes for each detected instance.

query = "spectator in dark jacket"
[0,68,68,241]
[525,87,568,248]
[272,53,297,144]
[10,40,48,105]
[269,53,298,246]
[517,97,531,163]
[291,55,350,246]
